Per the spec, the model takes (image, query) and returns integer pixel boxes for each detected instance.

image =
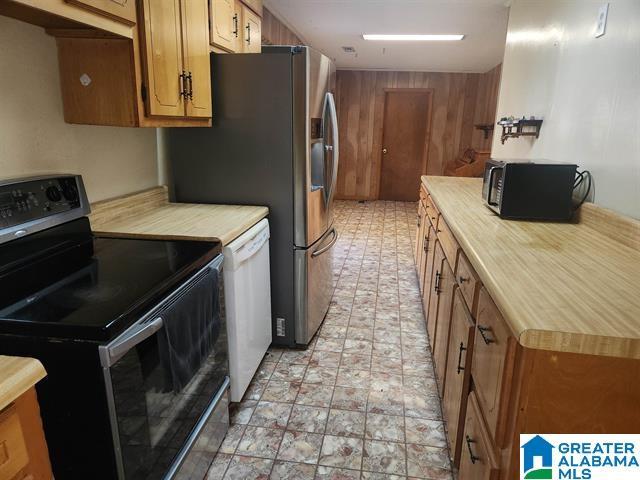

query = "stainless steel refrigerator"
[165,46,339,347]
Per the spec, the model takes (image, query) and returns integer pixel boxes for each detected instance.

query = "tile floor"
[205,200,452,479]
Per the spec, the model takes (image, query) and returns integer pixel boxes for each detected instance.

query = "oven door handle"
[107,316,164,365]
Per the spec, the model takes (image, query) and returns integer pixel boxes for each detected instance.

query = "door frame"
[376,88,434,200]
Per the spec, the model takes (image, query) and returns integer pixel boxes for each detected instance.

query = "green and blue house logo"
[521,435,554,479]
[520,434,640,479]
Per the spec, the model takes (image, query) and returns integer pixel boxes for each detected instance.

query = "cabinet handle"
[179,71,187,98]
[423,235,429,253]
[233,13,239,37]
[434,271,441,294]
[478,325,495,345]
[459,276,469,284]
[466,435,480,464]
[246,23,251,44]
[416,214,421,227]
[457,342,467,374]
[187,71,193,100]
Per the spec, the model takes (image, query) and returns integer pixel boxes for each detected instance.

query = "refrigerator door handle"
[311,227,338,257]
[324,92,339,205]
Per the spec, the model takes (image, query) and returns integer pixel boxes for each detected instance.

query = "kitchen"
[0,1,639,480]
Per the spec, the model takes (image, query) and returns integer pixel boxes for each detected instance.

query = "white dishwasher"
[223,218,272,402]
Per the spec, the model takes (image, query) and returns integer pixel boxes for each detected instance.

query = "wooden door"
[140,0,185,117]
[427,241,445,345]
[66,0,137,24]
[210,0,239,52]
[181,0,213,118]
[241,4,261,53]
[379,90,432,201]
[433,259,455,394]
[443,289,475,466]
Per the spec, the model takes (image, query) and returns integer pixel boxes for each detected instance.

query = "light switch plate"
[595,3,609,38]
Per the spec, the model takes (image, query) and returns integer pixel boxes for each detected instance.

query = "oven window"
[109,268,227,479]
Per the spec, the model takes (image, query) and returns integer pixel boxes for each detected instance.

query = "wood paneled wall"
[335,66,502,200]
[261,8,303,45]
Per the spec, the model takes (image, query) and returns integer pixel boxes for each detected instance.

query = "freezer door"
[293,47,337,248]
[294,226,338,345]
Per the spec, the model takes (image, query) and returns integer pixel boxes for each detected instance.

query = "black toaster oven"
[482,160,578,220]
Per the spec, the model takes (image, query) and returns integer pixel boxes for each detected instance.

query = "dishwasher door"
[223,219,272,402]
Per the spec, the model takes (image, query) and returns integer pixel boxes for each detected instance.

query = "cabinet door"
[458,393,500,480]
[427,241,445,345]
[418,218,431,293]
[472,288,515,448]
[433,257,455,394]
[66,0,137,25]
[421,225,437,315]
[140,0,185,117]
[241,0,263,16]
[210,0,239,52]
[241,4,262,53]
[181,0,213,118]
[443,289,475,466]
[414,202,424,265]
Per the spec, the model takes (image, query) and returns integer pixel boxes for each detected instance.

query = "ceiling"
[264,0,510,73]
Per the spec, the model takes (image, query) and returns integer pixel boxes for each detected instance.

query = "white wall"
[0,16,158,203]
[492,0,640,219]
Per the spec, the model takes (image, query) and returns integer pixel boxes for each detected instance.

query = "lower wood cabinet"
[442,288,475,465]
[459,393,500,480]
[432,247,456,394]
[0,388,52,480]
[472,288,516,448]
[426,241,445,344]
[421,225,437,311]
[414,200,427,289]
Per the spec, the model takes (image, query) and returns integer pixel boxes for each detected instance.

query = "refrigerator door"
[293,47,337,249]
[294,226,338,345]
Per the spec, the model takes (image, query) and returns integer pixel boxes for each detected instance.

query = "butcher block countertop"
[0,356,46,411]
[90,186,268,245]
[423,176,640,360]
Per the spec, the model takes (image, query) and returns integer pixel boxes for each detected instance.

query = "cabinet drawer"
[456,252,482,315]
[471,288,515,448]
[419,185,428,207]
[0,405,29,479]
[458,392,499,480]
[426,195,439,228]
[437,217,460,272]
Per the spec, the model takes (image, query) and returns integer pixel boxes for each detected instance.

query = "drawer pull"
[416,214,421,227]
[459,276,469,284]
[466,435,480,464]
[478,325,495,345]
[457,342,467,374]
[434,271,441,294]
[423,235,429,253]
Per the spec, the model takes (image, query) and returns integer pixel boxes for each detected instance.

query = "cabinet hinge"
[140,84,147,102]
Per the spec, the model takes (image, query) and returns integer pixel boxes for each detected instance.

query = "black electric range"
[0,175,230,480]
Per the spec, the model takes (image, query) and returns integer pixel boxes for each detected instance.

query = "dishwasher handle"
[235,227,270,265]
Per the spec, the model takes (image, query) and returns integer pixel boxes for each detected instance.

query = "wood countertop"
[423,176,640,359]
[0,356,46,411]
[89,187,268,245]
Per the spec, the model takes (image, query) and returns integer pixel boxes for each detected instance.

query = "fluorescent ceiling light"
[362,34,465,41]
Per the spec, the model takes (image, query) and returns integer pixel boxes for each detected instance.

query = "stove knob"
[46,186,62,202]
[62,184,79,202]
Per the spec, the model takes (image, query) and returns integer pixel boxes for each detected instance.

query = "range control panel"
[0,176,86,230]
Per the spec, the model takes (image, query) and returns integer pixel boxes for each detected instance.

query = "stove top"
[0,218,221,341]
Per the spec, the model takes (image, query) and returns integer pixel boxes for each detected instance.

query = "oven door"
[99,255,229,480]
[482,163,504,214]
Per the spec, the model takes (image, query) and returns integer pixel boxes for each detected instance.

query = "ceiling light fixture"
[362,34,465,41]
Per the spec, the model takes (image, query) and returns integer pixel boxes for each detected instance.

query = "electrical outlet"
[595,3,609,38]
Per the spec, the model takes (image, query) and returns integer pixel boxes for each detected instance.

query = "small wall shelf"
[474,123,494,140]
[497,117,543,144]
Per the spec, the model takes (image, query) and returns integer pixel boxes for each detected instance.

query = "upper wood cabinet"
[210,0,240,52]
[240,3,261,53]
[50,0,212,126]
[241,0,262,16]
[65,0,137,25]
[140,0,185,117]
[180,0,213,117]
